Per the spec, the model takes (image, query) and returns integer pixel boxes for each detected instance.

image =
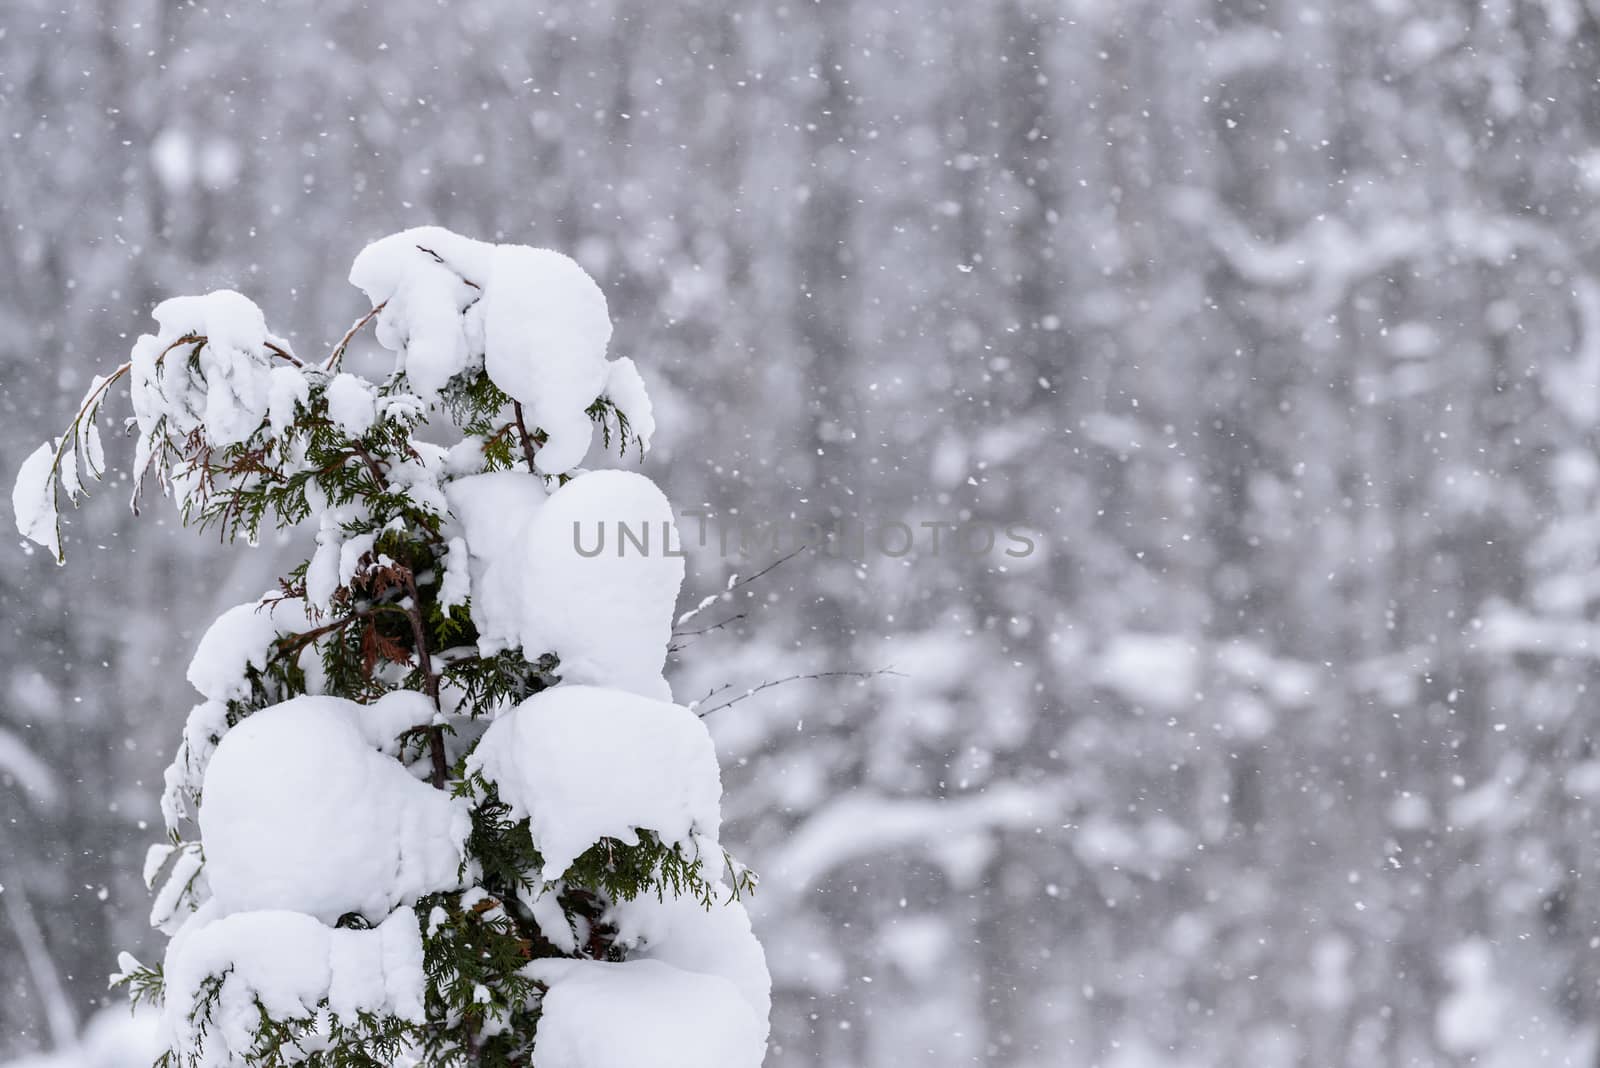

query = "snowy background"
[5,1,1600,1065]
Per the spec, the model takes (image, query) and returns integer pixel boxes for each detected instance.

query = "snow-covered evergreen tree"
[11,228,770,1067]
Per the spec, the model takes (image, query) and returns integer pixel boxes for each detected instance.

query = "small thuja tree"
[13,229,770,1068]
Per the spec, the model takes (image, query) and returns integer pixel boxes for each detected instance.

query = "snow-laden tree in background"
[11,227,770,1068]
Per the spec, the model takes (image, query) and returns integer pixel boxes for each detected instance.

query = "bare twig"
[726,544,808,593]
[325,302,387,371]
[691,668,905,718]
[673,545,809,637]
[667,613,747,653]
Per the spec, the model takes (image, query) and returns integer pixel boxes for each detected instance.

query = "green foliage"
[415,893,544,1065]
[464,773,748,911]
[155,968,425,1068]
[113,959,167,1012]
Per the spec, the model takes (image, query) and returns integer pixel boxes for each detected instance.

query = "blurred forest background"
[6,0,1600,1065]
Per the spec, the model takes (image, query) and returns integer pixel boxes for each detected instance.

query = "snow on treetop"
[349,226,622,473]
[161,903,426,1068]
[526,957,766,1068]
[12,226,651,564]
[349,226,487,400]
[199,695,469,924]
[466,684,722,883]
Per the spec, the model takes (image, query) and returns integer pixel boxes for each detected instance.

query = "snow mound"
[12,441,60,561]
[466,684,721,882]
[444,470,547,643]
[348,228,625,473]
[482,469,682,700]
[528,957,765,1068]
[602,356,655,452]
[482,245,612,474]
[349,226,492,399]
[608,890,771,1033]
[162,904,425,1067]
[326,372,377,436]
[199,696,468,923]
[186,595,311,704]
[130,290,278,447]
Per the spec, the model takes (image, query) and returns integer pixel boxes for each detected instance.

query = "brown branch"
[265,341,305,367]
[511,402,540,471]
[325,302,387,370]
[400,568,448,789]
[267,600,414,665]
[351,442,388,490]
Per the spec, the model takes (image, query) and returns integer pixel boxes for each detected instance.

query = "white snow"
[346,229,643,472]
[439,536,471,612]
[528,957,765,1068]
[305,512,348,611]
[602,356,656,452]
[162,903,425,1067]
[161,699,230,831]
[488,469,683,700]
[147,841,207,934]
[267,364,310,435]
[186,595,311,704]
[444,470,547,645]
[607,890,770,1033]
[482,245,612,474]
[199,696,469,924]
[13,441,61,561]
[130,290,278,447]
[325,372,378,437]
[348,227,491,398]
[0,1006,163,1068]
[466,684,722,882]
